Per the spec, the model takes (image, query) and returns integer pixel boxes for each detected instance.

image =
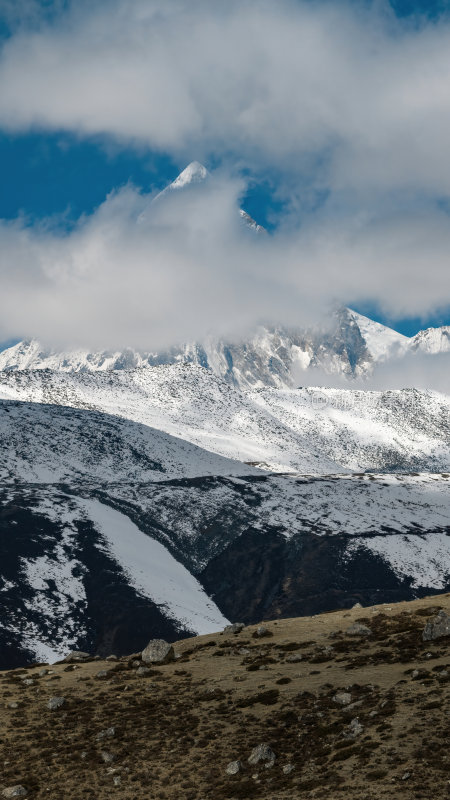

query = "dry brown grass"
[2,593,450,799]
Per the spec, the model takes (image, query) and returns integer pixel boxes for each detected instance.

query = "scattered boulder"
[47,696,65,711]
[252,626,273,639]
[2,788,27,798]
[248,743,276,767]
[346,623,372,637]
[285,653,303,663]
[96,727,115,741]
[223,623,245,635]
[62,651,91,663]
[226,760,242,775]
[106,655,118,662]
[352,602,363,609]
[136,666,152,677]
[333,692,352,706]
[101,751,115,764]
[343,718,364,739]
[422,610,450,641]
[141,639,175,665]
[411,668,430,681]
[282,763,295,775]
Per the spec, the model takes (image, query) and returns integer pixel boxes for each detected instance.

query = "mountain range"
[1,306,449,390]
[1,164,450,670]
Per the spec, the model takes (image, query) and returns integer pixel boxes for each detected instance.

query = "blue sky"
[0,0,450,349]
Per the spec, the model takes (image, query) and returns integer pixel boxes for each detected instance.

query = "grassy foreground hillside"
[2,594,450,799]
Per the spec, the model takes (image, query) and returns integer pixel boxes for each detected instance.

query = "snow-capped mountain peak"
[239,208,266,233]
[345,309,410,361]
[411,325,450,354]
[169,161,209,190]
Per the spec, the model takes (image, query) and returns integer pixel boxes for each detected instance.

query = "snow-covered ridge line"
[0,308,449,390]
[0,365,449,474]
[0,397,262,484]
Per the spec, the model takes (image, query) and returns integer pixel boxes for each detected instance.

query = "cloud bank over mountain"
[0,1,449,349]
[1,167,450,350]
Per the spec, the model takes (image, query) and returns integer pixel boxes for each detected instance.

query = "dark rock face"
[200,527,446,625]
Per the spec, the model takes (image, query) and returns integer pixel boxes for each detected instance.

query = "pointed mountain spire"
[169,162,209,190]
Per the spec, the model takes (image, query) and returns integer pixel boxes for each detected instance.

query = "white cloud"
[0,174,309,348]
[293,351,450,394]
[1,0,450,197]
[0,1,450,349]
[366,350,450,394]
[0,170,449,350]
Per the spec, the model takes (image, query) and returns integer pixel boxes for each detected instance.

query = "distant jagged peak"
[345,307,408,338]
[239,209,266,234]
[412,324,450,354]
[149,162,210,209]
[155,162,266,232]
[343,307,410,361]
[169,161,209,190]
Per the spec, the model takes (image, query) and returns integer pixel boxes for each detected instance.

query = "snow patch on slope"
[8,497,87,664]
[82,498,229,635]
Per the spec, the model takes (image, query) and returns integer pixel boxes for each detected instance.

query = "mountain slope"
[345,309,409,360]
[0,365,449,473]
[0,398,260,484]
[2,595,450,800]
[2,465,450,668]
[411,325,450,354]
[0,486,228,669]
